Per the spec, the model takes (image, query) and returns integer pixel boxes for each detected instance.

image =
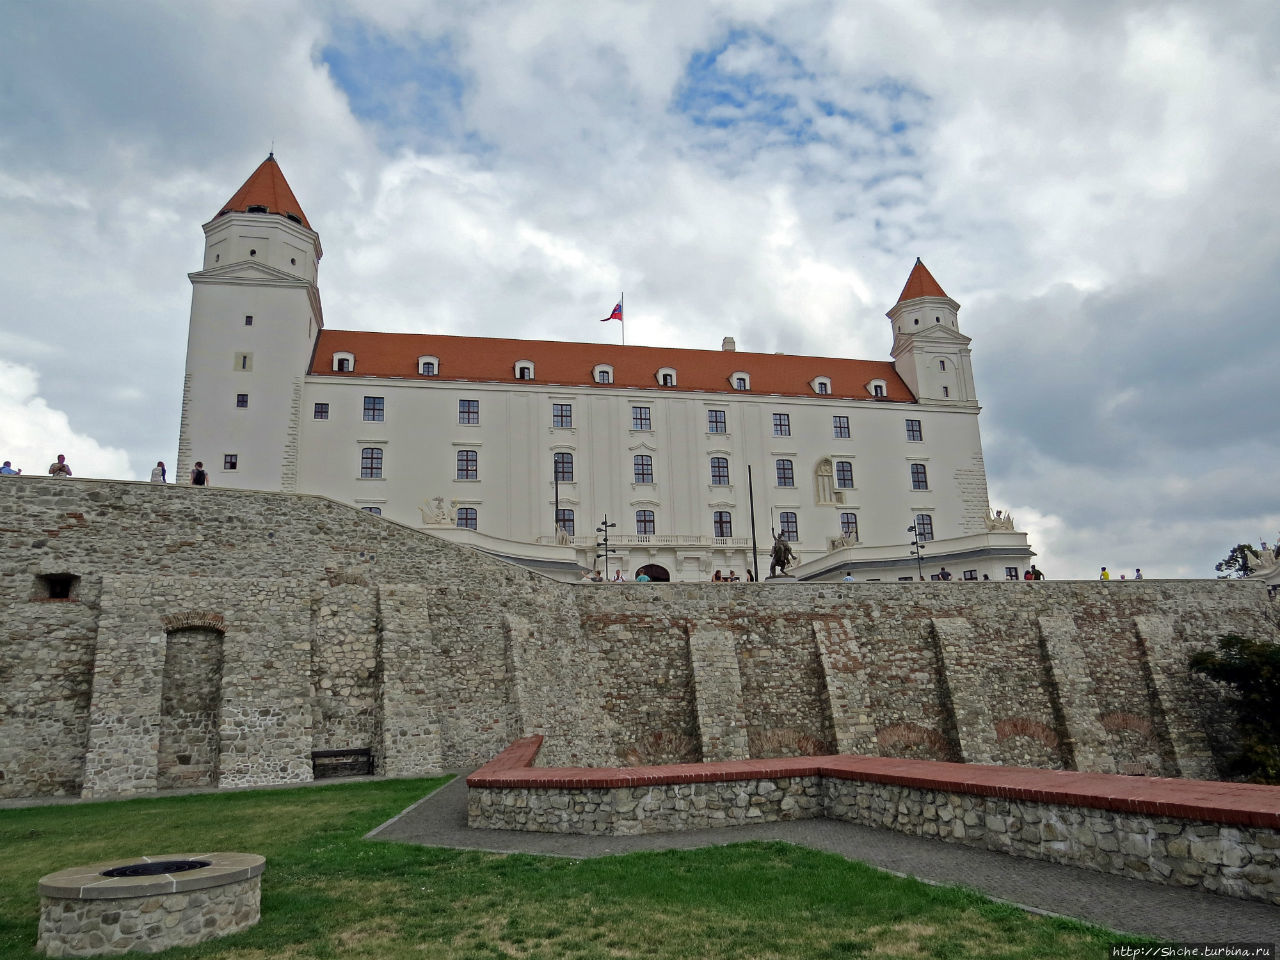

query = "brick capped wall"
[0,476,1276,800]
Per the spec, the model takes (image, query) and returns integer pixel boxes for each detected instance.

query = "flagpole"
[620,292,625,346]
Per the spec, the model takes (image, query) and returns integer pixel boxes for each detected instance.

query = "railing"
[537,533,754,549]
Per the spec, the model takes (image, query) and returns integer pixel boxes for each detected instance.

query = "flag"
[602,300,623,322]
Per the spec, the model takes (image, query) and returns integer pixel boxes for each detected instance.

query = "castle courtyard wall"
[0,477,1275,799]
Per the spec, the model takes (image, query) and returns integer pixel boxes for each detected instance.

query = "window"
[235,352,252,371]
[338,358,349,371]
[459,400,479,424]
[635,510,655,535]
[835,461,854,488]
[633,454,653,484]
[360,448,383,478]
[656,367,677,387]
[362,506,382,516]
[840,513,858,540]
[817,382,829,394]
[708,409,726,433]
[515,363,533,380]
[872,384,885,397]
[632,406,651,430]
[332,351,354,372]
[911,463,928,490]
[1006,566,1020,581]
[776,459,794,487]
[236,394,248,408]
[421,361,437,376]
[594,365,613,384]
[906,419,923,442]
[710,457,729,486]
[363,396,384,421]
[244,315,253,326]
[553,452,574,482]
[223,454,238,471]
[812,376,832,395]
[772,413,791,436]
[942,386,950,398]
[779,512,798,542]
[713,511,733,537]
[731,372,750,390]
[939,359,947,371]
[456,449,478,480]
[457,507,478,530]
[247,205,267,214]
[914,514,934,541]
[736,377,747,390]
[555,508,574,536]
[552,403,573,428]
[963,570,978,580]
[833,415,850,439]
[313,402,329,420]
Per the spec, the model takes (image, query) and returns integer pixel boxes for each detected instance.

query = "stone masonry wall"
[1,476,1277,799]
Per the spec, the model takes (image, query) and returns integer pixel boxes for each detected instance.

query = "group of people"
[712,570,750,582]
[0,456,211,485]
[581,569,651,583]
[1099,567,1143,580]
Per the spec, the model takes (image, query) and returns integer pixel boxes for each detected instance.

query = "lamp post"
[595,515,618,581]
[907,524,925,581]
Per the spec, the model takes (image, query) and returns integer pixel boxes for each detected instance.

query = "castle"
[177,155,1033,582]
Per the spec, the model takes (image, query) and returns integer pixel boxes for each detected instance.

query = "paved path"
[371,775,1280,946]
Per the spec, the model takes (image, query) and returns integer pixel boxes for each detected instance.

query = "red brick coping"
[468,736,1280,830]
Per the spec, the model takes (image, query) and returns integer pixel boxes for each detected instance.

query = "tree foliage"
[1215,543,1260,579]
[1189,634,1280,784]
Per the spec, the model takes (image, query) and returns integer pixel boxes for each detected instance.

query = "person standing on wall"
[150,461,167,483]
[190,461,208,486]
[48,454,71,478]
[1099,567,1110,580]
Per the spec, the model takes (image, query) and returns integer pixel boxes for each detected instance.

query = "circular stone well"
[37,852,264,957]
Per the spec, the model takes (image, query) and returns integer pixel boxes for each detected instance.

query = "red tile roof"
[216,154,312,230]
[310,330,916,402]
[895,258,949,303]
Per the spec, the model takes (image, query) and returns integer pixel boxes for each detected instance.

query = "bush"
[1189,634,1280,784]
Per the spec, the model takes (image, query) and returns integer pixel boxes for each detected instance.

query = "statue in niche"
[814,458,836,505]
[768,531,796,578]
[985,508,1015,531]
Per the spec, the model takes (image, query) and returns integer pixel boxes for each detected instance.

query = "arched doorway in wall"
[158,613,226,790]
[636,563,670,582]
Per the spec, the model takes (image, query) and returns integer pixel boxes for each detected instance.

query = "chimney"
[721,337,736,352]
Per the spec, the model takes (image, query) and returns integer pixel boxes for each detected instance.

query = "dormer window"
[593,364,614,384]
[333,351,355,373]
[867,378,886,398]
[247,205,268,214]
[811,376,832,396]
[657,367,677,387]
[418,356,439,377]
[731,372,751,391]
[286,213,302,225]
[514,361,535,380]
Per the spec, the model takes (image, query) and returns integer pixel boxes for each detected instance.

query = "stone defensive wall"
[468,737,1280,904]
[1,476,1277,801]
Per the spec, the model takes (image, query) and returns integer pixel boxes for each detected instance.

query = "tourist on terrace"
[48,454,71,478]
[0,460,20,475]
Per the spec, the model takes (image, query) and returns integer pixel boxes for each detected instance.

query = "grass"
[0,777,1149,959]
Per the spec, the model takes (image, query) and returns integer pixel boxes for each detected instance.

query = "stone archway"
[636,563,670,582]
[158,614,226,790]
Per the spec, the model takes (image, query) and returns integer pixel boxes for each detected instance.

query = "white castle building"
[178,155,1034,582]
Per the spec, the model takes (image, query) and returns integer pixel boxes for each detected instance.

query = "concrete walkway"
[371,775,1280,945]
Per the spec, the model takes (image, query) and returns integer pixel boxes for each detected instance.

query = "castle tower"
[886,259,976,404]
[178,155,323,491]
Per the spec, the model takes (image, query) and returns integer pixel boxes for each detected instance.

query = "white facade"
[180,158,1034,582]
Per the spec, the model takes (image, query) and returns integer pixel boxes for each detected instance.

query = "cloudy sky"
[2,0,1276,580]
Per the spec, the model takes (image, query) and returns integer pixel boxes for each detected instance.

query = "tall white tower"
[178,155,323,491]
[886,259,976,404]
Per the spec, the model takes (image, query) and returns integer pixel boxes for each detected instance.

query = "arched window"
[593,364,613,384]
[555,508,574,535]
[776,459,795,487]
[333,351,355,372]
[731,371,750,390]
[553,452,574,482]
[811,376,832,395]
[656,367,677,387]
[835,461,854,488]
[514,360,535,380]
[457,449,478,480]
[360,447,382,478]
[633,455,653,484]
[418,355,439,376]
[710,457,729,486]
[911,463,928,490]
[840,512,858,540]
[713,511,733,537]
[456,507,478,530]
[361,506,382,516]
[868,378,886,397]
[635,510,655,535]
[779,512,799,542]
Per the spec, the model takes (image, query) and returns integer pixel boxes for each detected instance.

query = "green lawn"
[0,778,1146,958]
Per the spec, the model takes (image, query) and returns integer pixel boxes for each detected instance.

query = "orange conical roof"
[895,258,948,303]
[216,154,311,230]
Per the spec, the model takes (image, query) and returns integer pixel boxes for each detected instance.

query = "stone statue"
[814,458,836,505]
[769,531,796,578]
[554,524,572,546]
[418,496,455,525]
[985,508,1015,531]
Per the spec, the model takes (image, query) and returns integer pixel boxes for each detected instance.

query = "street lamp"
[907,524,925,581]
[595,515,618,581]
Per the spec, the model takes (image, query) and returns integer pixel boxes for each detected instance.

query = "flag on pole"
[602,299,623,322]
